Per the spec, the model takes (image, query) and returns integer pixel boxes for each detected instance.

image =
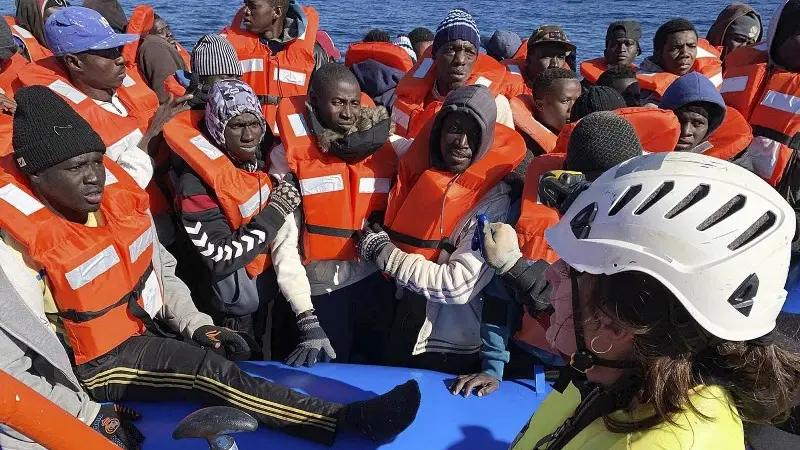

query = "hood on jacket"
[350,59,404,110]
[660,72,727,139]
[307,102,394,164]
[768,0,798,68]
[270,0,307,45]
[429,85,497,171]
[706,4,762,48]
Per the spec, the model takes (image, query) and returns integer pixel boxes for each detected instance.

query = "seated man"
[166,33,244,106]
[392,9,512,137]
[706,4,762,61]
[503,25,575,98]
[580,20,641,86]
[18,6,190,243]
[270,64,405,366]
[408,27,434,62]
[509,68,581,156]
[135,11,191,103]
[597,64,642,107]
[356,85,525,375]
[453,112,644,397]
[2,85,420,447]
[637,18,723,104]
[166,79,302,349]
[569,86,626,122]
[659,72,727,154]
[345,33,415,111]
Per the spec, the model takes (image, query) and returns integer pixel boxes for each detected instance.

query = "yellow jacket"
[510,383,744,450]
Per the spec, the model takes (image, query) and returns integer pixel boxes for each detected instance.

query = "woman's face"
[544,259,635,385]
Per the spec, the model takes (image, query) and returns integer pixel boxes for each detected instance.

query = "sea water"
[113,0,781,62]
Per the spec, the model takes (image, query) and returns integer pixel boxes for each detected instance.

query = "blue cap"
[45,7,138,57]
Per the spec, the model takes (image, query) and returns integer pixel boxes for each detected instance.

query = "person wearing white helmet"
[478,152,800,449]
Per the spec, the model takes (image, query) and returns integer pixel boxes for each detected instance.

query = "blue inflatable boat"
[128,362,550,449]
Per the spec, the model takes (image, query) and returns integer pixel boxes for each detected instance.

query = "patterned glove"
[482,222,523,275]
[286,314,337,367]
[192,325,251,359]
[356,223,392,262]
[91,404,144,450]
[267,174,302,217]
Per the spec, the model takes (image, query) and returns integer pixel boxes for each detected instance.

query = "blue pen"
[471,214,489,256]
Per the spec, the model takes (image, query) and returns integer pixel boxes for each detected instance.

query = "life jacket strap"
[387,229,457,254]
[752,125,800,151]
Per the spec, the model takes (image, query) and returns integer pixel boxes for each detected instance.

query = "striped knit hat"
[432,8,480,55]
[394,35,417,62]
[191,34,242,77]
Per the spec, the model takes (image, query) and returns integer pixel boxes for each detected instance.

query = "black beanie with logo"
[12,86,106,175]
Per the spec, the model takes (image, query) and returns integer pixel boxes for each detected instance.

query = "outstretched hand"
[450,373,500,398]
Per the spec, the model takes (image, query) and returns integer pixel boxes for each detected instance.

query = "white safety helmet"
[545,152,795,341]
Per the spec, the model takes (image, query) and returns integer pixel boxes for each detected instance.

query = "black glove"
[192,325,251,359]
[286,314,337,367]
[503,259,553,317]
[355,223,392,262]
[267,174,302,217]
[91,404,144,450]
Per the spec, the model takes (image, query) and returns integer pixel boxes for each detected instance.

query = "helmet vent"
[570,202,598,239]
[634,181,675,216]
[665,184,710,219]
[728,211,777,251]
[697,195,747,231]
[727,273,759,317]
[609,184,642,216]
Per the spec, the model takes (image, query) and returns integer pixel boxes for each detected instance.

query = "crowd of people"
[0,0,799,449]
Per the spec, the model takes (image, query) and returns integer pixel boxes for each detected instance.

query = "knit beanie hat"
[432,9,480,56]
[205,79,265,149]
[394,35,417,63]
[564,111,642,177]
[0,18,16,61]
[13,86,106,175]
[191,34,243,77]
[571,86,627,121]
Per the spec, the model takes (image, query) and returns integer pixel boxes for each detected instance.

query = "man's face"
[777,32,800,72]
[660,30,697,76]
[536,78,582,131]
[31,152,106,223]
[224,112,263,162]
[608,77,641,107]
[722,32,755,59]
[605,38,637,67]
[151,18,176,46]
[414,40,433,61]
[526,43,570,81]
[675,109,709,151]
[70,48,127,91]
[435,40,478,94]
[242,0,277,35]
[439,111,479,173]
[312,80,362,134]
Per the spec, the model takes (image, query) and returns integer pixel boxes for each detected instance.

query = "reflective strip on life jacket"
[383,122,525,262]
[696,38,724,89]
[4,16,52,62]
[721,60,768,120]
[393,51,507,137]
[0,156,163,364]
[163,109,273,276]
[223,6,320,132]
[277,95,398,262]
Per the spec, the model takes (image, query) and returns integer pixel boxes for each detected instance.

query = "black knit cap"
[564,111,642,177]
[13,86,106,175]
[570,86,627,121]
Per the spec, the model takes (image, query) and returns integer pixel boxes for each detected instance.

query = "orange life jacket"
[121,5,155,66]
[579,58,638,85]
[720,46,769,120]
[345,41,414,73]
[277,95,398,262]
[17,58,170,215]
[637,39,724,100]
[509,95,557,154]
[703,106,753,160]
[0,53,27,156]
[4,16,52,62]
[0,156,163,364]
[222,6,320,134]
[553,107,681,154]
[162,110,273,277]
[392,52,508,137]
[501,58,531,98]
[383,122,525,261]
[513,153,564,352]
[512,39,528,60]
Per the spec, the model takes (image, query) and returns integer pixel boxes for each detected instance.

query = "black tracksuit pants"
[74,334,342,445]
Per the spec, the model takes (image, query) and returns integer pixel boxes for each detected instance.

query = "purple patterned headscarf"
[205,79,266,148]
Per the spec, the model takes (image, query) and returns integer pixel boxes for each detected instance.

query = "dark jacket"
[137,35,188,103]
[350,59,405,112]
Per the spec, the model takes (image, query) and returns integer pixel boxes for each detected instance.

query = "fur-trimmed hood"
[312,104,395,152]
